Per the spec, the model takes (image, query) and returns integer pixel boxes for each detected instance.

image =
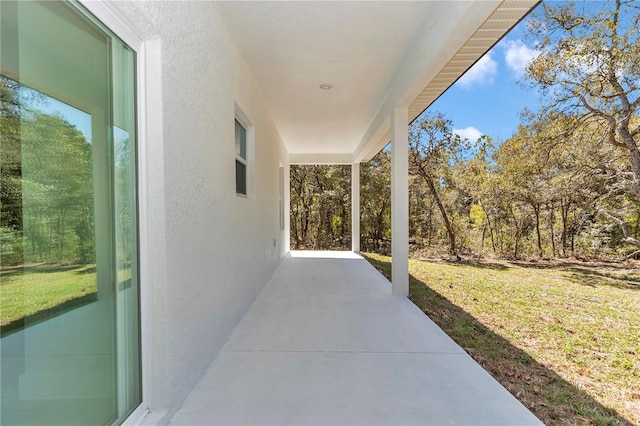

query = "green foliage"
[285,2,640,260]
[1,77,25,237]
[290,164,351,250]
[1,76,96,265]
[526,1,640,117]
[289,107,640,259]
[469,204,485,229]
[525,1,640,247]
[361,150,391,250]
[409,111,469,257]
[0,227,22,264]
[21,112,95,263]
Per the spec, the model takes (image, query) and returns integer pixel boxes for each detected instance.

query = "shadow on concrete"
[362,253,633,426]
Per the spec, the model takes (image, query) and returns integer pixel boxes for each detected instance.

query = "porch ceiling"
[216,1,538,164]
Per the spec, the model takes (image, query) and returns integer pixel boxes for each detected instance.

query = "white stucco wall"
[109,1,290,422]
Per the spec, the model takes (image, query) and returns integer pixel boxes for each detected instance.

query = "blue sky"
[431,11,543,145]
[29,87,130,144]
[37,94,93,142]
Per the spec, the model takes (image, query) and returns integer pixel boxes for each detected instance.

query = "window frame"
[235,119,248,196]
[77,2,150,424]
[234,103,254,198]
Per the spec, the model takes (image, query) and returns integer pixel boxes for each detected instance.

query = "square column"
[391,107,409,297]
[351,163,360,253]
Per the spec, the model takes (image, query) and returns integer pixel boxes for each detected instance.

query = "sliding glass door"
[1,1,141,424]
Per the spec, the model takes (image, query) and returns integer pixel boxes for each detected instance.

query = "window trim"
[234,103,254,198]
[279,165,285,230]
[235,119,248,196]
[77,1,150,424]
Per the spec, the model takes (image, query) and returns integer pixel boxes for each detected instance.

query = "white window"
[235,105,253,197]
[235,119,247,195]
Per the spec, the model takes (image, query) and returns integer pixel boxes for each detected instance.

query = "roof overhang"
[216,1,538,164]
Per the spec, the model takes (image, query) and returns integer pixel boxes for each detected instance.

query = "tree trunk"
[624,128,640,200]
[59,208,66,260]
[375,205,385,241]
[315,206,324,249]
[510,206,521,259]
[560,200,569,257]
[291,209,299,248]
[533,203,542,257]
[427,204,433,247]
[302,198,309,245]
[571,228,575,254]
[422,173,458,258]
[549,204,557,257]
[478,200,496,253]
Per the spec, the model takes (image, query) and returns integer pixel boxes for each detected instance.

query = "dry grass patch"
[363,253,639,426]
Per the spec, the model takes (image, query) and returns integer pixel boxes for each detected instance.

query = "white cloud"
[503,39,540,76]
[457,51,498,89]
[453,126,483,142]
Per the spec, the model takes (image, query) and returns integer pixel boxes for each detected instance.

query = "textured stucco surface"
[112,1,289,421]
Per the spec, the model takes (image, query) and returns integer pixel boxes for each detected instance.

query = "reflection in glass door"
[0,1,141,424]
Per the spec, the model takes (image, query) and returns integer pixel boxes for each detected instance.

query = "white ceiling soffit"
[216,1,538,165]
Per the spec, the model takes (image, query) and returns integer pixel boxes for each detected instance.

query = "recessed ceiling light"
[319,83,333,90]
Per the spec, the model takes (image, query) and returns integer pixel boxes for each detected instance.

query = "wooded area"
[290,1,640,260]
[0,76,133,267]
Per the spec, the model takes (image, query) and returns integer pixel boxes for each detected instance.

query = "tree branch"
[599,209,640,247]
[623,249,640,260]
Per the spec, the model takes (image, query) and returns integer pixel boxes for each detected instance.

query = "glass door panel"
[0,1,140,424]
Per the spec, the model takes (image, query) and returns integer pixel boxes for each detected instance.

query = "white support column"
[391,107,409,297]
[351,163,360,253]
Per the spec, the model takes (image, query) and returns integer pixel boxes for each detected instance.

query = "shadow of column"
[362,254,634,426]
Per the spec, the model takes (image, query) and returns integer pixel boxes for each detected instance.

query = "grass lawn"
[1,264,97,330]
[363,253,640,426]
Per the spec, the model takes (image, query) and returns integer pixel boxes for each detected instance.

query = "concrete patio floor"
[169,251,542,425]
